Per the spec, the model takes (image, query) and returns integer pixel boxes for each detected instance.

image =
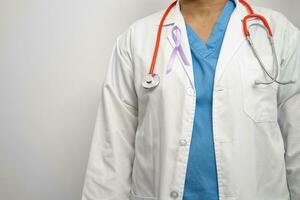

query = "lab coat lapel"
[165,1,195,88]
[158,0,248,88]
[214,2,248,84]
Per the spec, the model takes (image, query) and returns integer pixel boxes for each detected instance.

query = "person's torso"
[126,2,293,200]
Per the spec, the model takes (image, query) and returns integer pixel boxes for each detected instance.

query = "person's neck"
[180,0,229,18]
[179,0,231,43]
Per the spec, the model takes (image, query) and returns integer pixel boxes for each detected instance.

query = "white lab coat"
[82,0,300,199]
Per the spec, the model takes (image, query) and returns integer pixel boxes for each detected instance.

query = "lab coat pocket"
[129,189,157,200]
[240,56,278,123]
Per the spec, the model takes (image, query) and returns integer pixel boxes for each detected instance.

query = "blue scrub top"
[183,1,236,200]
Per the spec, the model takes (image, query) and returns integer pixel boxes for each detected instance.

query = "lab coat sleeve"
[278,25,300,200]
[82,31,138,200]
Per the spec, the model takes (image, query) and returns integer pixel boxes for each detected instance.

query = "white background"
[0,0,299,200]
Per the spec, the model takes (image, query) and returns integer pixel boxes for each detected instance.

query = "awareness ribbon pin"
[166,25,191,74]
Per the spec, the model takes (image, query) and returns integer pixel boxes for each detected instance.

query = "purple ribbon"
[166,25,191,74]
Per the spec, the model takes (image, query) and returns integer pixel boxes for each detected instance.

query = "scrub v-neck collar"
[185,0,236,58]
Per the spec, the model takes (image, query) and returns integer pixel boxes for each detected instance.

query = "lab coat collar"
[156,0,249,88]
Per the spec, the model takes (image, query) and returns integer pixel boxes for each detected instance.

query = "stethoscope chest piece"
[142,74,160,89]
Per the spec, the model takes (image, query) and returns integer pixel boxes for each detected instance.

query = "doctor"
[82,0,300,199]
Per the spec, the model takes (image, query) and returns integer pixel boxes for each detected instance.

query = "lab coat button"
[187,88,195,96]
[170,191,179,198]
[179,139,187,146]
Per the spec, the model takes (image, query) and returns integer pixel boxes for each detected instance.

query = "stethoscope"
[142,0,295,89]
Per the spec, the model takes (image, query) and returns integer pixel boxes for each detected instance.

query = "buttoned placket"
[169,86,196,199]
[212,83,229,200]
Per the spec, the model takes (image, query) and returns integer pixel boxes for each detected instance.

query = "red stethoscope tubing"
[148,0,273,76]
[149,1,177,75]
[239,0,254,14]
[242,13,273,37]
[239,0,272,37]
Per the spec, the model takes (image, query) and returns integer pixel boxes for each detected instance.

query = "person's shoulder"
[116,8,165,47]
[128,9,166,33]
[252,5,300,61]
[251,5,299,34]
[114,9,165,55]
